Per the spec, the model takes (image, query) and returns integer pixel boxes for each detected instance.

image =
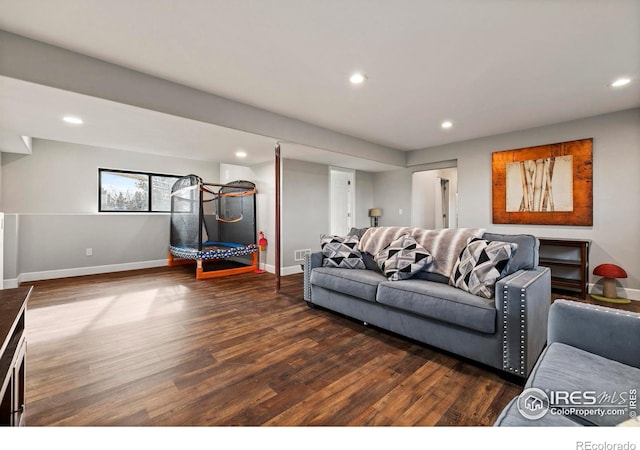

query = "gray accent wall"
[282,159,329,269]
[373,169,413,227]
[2,139,219,282]
[282,159,374,269]
[2,139,218,213]
[16,214,169,274]
[355,171,374,229]
[374,108,639,291]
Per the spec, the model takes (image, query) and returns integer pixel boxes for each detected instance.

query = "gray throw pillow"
[449,238,517,298]
[321,234,366,269]
[375,234,433,281]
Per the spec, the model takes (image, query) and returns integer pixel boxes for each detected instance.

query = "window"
[151,175,179,212]
[99,169,181,212]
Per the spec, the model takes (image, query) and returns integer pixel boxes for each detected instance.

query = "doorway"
[329,167,355,235]
[436,177,450,228]
[411,167,458,229]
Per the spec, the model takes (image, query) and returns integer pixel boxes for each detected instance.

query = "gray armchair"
[495,300,640,426]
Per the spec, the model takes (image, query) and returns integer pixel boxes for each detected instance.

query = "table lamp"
[368,208,382,227]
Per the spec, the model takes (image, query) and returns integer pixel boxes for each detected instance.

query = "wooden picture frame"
[492,138,593,226]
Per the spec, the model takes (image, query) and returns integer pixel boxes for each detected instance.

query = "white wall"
[0,151,3,210]
[220,163,255,184]
[251,161,276,270]
[411,167,458,229]
[375,108,639,294]
[219,161,276,271]
[2,138,219,285]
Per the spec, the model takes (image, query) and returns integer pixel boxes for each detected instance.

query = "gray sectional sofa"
[303,230,551,378]
[495,300,640,426]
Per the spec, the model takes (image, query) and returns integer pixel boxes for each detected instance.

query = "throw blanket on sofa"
[359,227,485,277]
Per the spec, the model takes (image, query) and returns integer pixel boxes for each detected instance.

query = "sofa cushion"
[374,234,433,281]
[320,234,365,269]
[525,342,640,426]
[483,232,538,274]
[376,279,497,334]
[310,268,387,303]
[410,271,450,284]
[449,238,517,299]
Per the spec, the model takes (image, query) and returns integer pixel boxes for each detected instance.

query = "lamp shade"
[593,263,627,279]
[368,208,382,218]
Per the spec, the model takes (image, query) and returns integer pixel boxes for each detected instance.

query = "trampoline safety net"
[170,175,257,253]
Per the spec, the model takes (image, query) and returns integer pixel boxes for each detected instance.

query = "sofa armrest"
[303,252,323,301]
[548,300,640,368]
[495,267,551,377]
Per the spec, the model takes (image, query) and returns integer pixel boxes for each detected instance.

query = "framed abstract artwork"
[492,138,593,226]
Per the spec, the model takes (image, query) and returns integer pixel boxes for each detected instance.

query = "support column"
[275,143,281,292]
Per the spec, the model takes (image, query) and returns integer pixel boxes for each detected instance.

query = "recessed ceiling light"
[349,72,367,84]
[610,77,631,88]
[235,150,247,158]
[441,120,453,129]
[63,116,83,125]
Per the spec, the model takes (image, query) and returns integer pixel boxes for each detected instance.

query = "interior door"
[329,168,354,235]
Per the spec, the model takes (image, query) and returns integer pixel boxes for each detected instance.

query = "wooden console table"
[538,238,591,299]
[0,286,32,426]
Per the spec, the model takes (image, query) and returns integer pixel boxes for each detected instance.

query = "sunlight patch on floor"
[27,287,188,343]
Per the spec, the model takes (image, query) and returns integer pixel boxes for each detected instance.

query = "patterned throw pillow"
[449,238,518,299]
[321,234,366,269]
[374,234,433,281]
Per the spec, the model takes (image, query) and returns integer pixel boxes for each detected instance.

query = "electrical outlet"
[398,209,403,215]
[86,248,93,256]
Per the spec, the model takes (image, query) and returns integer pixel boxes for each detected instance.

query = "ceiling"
[0,76,400,171]
[0,76,277,165]
[0,0,639,165]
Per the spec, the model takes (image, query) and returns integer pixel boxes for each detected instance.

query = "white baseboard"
[281,264,303,276]
[588,283,640,301]
[260,263,275,274]
[255,263,302,276]
[3,278,20,289]
[3,260,304,288]
[622,287,639,301]
[17,259,168,284]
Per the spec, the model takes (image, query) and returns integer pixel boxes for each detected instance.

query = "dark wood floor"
[23,267,529,426]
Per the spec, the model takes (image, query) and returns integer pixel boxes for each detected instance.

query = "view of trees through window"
[99,169,180,212]
[152,175,180,211]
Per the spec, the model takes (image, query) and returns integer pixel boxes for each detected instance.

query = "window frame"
[98,168,183,213]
